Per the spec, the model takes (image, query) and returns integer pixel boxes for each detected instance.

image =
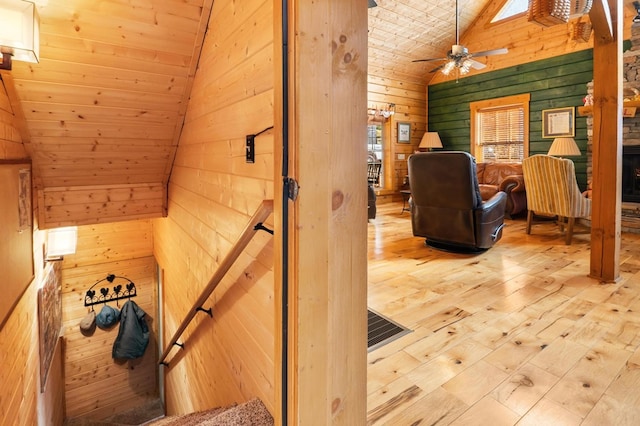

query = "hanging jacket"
[112,300,149,359]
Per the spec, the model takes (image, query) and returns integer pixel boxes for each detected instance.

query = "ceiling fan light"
[442,61,455,75]
[460,59,472,74]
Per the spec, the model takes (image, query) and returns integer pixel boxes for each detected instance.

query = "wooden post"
[283,0,368,424]
[589,0,622,282]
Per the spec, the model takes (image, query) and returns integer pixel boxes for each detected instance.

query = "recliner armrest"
[475,191,507,248]
[480,191,507,212]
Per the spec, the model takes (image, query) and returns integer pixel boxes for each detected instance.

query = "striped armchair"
[522,154,591,244]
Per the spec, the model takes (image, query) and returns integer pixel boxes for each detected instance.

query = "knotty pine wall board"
[428,49,594,190]
[155,0,276,414]
[366,67,426,192]
[38,184,165,228]
[61,221,157,420]
[0,76,64,425]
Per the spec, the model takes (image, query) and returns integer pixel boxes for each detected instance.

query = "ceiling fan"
[412,0,508,75]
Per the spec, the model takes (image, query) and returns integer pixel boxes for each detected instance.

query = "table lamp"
[418,132,442,152]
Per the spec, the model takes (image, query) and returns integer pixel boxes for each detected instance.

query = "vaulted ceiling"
[368,0,495,81]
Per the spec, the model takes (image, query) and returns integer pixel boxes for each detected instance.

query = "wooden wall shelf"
[578,100,640,117]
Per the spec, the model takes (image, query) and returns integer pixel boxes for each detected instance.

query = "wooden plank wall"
[153,0,276,416]
[0,74,65,425]
[37,183,166,229]
[428,50,594,190]
[367,65,426,193]
[60,220,158,420]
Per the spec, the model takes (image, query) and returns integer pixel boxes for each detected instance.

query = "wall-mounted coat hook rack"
[84,274,137,307]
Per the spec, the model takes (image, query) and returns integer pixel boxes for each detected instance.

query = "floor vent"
[367,309,411,352]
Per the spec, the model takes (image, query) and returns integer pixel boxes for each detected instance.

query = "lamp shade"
[419,132,443,150]
[548,137,581,156]
[46,226,77,258]
[0,0,40,64]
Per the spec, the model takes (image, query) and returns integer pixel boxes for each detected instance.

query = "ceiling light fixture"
[0,0,40,71]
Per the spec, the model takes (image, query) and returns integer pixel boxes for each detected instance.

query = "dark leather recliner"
[408,151,507,251]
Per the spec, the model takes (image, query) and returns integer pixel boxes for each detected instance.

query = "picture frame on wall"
[542,107,575,138]
[398,122,411,143]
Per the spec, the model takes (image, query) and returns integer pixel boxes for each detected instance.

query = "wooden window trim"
[470,93,530,162]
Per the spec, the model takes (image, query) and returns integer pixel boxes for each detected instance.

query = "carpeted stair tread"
[149,398,273,426]
[105,398,165,425]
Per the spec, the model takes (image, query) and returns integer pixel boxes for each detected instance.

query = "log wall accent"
[60,220,157,420]
[153,0,276,417]
[0,72,65,425]
[428,50,594,189]
[37,183,166,229]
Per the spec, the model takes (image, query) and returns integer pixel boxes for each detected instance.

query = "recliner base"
[424,239,487,254]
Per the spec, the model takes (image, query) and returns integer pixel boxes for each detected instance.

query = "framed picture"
[542,107,575,138]
[38,262,62,391]
[398,122,411,143]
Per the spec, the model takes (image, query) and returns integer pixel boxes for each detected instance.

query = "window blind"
[478,106,524,162]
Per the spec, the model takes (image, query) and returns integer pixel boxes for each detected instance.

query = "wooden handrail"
[159,199,274,366]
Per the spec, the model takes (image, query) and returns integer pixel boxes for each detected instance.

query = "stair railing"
[159,199,274,366]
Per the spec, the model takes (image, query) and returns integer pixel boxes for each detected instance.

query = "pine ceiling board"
[43,0,205,21]
[20,101,179,125]
[30,138,174,150]
[40,34,192,74]
[12,81,184,111]
[9,60,187,94]
[27,120,176,139]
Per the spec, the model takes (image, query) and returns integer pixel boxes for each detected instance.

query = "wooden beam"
[289,0,368,424]
[590,0,614,43]
[589,0,622,282]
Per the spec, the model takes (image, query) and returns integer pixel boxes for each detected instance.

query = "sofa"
[476,162,527,217]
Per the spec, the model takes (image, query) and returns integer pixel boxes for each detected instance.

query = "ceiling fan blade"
[468,59,486,70]
[412,57,446,63]
[429,64,446,73]
[471,48,509,58]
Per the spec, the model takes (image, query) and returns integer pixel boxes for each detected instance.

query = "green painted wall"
[428,49,593,190]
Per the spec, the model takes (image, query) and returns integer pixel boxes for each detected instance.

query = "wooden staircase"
[64,398,273,426]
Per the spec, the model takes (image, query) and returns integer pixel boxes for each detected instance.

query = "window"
[367,124,383,186]
[470,94,530,163]
[491,0,528,23]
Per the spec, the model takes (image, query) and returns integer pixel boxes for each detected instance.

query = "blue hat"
[96,305,120,329]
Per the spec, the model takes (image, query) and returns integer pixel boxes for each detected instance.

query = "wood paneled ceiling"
[368,0,495,81]
[4,0,213,190]
[4,0,493,216]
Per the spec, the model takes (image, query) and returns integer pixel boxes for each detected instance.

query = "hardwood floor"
[367,202,640,425]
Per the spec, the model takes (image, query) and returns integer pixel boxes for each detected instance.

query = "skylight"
[491,0,528,23]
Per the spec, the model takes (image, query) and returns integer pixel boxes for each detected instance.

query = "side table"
[400,190,411,213]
